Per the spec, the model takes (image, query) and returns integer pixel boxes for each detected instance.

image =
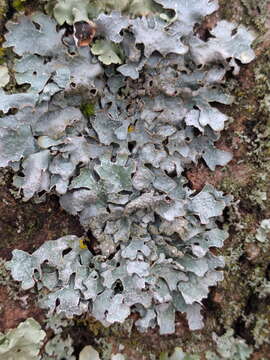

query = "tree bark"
[0,1,269,359]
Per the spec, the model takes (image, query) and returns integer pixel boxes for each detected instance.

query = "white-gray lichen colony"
[1,0,255,334]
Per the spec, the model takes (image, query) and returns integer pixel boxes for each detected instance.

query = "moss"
[0,0,7,17]
[12,0,26,12]
[81,103,96,118]
[0,47,6,65]
[0,47,5,57]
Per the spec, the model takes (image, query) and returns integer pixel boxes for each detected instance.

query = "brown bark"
[0,1,269,358]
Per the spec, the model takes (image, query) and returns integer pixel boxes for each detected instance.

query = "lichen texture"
[0,0,269,359]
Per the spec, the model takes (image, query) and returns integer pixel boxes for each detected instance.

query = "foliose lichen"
[0,318,46,360]
[1,0,255,334]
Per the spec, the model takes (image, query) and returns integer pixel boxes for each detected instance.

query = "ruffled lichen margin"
[0,0,269,359]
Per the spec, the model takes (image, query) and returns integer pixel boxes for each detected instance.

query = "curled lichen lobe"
[73,20,96,47]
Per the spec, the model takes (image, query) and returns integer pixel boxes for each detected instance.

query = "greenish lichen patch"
[0,318,46,360]
[0,0,269,358]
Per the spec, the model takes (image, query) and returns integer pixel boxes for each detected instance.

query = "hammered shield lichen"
[1,0,255,334]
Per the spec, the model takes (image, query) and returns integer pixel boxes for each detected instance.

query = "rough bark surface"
[0,1,269,359]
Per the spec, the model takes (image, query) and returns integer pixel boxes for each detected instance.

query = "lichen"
[2,0,255,335]
[0,257,22,303]
[0,0,269,357]
[240,0,269,33]
[0,318,46,360]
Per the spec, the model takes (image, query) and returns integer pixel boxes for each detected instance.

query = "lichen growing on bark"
[0,0,269,359]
